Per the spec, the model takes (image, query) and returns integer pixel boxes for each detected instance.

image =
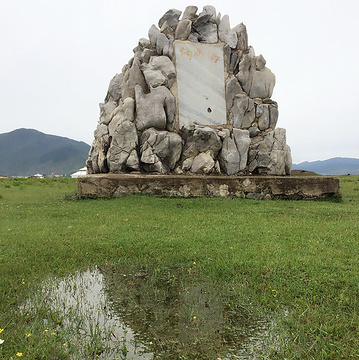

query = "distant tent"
[71,166,87,178]
[32,173,44,178]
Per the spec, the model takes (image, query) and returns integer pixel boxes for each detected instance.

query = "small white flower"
[0,339,4,344]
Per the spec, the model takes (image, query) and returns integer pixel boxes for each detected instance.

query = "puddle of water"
[101,267,276,359]
[21,269,153,359]
[21,267,279,359]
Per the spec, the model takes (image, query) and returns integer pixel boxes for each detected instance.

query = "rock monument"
[86,5,292,177]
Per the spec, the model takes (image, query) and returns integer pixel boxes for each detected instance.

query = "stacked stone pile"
[87,5,292,176]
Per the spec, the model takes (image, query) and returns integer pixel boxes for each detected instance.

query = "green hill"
[292,157,359,175]
[0,128,90,177]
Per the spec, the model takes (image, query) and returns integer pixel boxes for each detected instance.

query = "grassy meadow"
[0,176,358,359]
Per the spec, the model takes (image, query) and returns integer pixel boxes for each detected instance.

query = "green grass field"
[0,176,358,359]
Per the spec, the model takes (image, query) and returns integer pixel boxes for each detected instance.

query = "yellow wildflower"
[16,353,23,357]
[0,329,3,333]
[25,333,31,337]
[149,341,153,345]
[193,316,197,320]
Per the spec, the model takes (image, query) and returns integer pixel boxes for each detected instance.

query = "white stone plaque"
[174,41,227,127]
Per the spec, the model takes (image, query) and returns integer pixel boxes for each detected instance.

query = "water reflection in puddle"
[21,269,153,359]
[22,268,277,359]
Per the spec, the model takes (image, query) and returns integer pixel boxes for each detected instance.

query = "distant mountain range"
[292,157,359,175]
[0,128,90,177]
[0,128,357,177]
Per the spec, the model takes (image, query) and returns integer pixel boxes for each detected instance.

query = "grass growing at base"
[0,176,358,359]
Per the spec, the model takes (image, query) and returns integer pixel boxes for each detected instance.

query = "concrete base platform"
[77,174,340,200]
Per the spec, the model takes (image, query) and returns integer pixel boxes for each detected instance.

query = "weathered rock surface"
[233,23,248,51]
[268,128,291,175]
[107,120,139,172]
[248,128,292,175]
[108,97,135,137]
[140,128,182,173]
[148,24,174,58]
[175,19,192,40]
[105,74,123,102]
[226,75,244,109]
[250,62,276,99]
[135,85,175,131]
[158,9,182,29]
[87,5,292,178]
[99,101,117,125]
[230,94,255,129]
[181,124,222,164]
[256,104,270,131]
[121,57,148,99]
[218,15,237,49]
[219,130,241,175]
[236,48,255,93]
[182,5,198,20]
[193,6,218,43]
[269,105,279,129]
[141,56,176,88]
[88,123,109,173]
[191,151,215,174]
[233,128,251,171]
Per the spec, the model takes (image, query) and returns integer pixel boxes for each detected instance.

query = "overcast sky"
[1,0,358,163]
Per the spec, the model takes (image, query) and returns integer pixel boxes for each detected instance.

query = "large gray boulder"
[181,124,222,161]
[191,151,215,174]
[158,9,182,28]
[233,128,250,171]
[269,105,279,129]
[230,94,255,129]
[141,56,176,89]
[140,128,183,173]
[249,55,276,99]
[148,24,174,58]
[237,52,276,100]
[175,19,192,40]
[192,6,218,43]
[108,97,135,136]
[121,57,148,99]
[226,76,244,109]
[219,129,240,175]
[233,23,248,51]
[256,104,270,131]
[193,126,222,155]
[247,128,291,175]
[180,124,222,174]
[105,73,123,102]
[99,101,117,125]
[255,103,279,131]
[107,120,139,172]
[236,48,255,93]
[219,128,250,174]
[90,123,110,173]
[135,85,175,131]
[182,5,198,20]
[218,15,237,49]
